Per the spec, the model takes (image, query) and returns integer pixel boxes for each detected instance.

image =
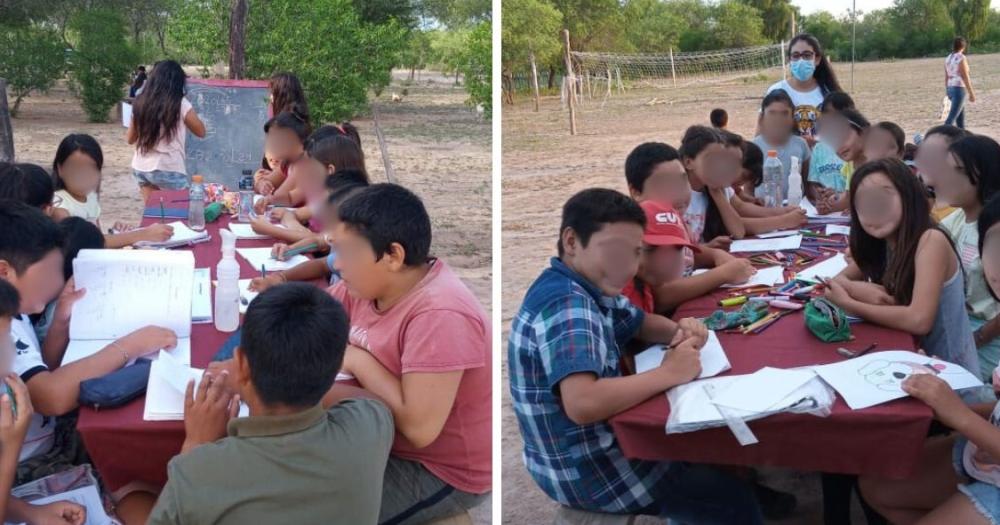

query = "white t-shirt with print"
[684,187,735,243]
[765,80,825,139]
[10,315,55,462]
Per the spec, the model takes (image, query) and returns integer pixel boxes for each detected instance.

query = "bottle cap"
[192,175,204,183]
[767,150,778,157]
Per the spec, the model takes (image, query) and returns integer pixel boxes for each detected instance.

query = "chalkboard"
[184,78,270,190]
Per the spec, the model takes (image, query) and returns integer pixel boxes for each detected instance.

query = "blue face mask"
[790,59,816,82]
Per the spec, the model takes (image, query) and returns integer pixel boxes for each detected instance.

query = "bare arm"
[250,217,314,244]
[709,188,746,239]
[743,211,807,235]
[960,58,975,99]
[126,116,137,145]
[184,108,206,138]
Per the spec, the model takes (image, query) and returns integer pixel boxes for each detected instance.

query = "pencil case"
[804,297,852,343]
[78,359,152,410]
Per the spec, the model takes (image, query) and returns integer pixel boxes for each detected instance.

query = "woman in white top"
[126,60,206,202]
[945,37,976,130]
[763,33,844,146]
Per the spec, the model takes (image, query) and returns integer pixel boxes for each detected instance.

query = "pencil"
[159,197,165,223]
[852,343,878,358]
[261,264,266,280]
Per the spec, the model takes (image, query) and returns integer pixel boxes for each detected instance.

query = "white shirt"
[10,315,55,462]
[765,80,825,139]
[684,187,735,243]
[131,97,193,174]
[53,190,101,224]
[946,53,966,88]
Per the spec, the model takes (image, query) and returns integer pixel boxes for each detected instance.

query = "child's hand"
[53,277,85,324]
[902,373,969,428]
[270,207,287,221]
[140,223,174,243]
[271,242,293,260]
[113,221,137,232]
[673,317,708,348]
[248,274,283,292]
[0,374,33,450]
[823,279,852,308]
[183,371,239,451]
[253,170,274,196]
[26,500,86,525]
[705,236,732,250]
[845,281,895,306]
[720,259,756,285]
[119,326,177,358]
[661,337,702,385]
[781,209,808,228]
[254,196,271,215]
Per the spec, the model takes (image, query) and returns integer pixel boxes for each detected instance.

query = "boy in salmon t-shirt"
[323,183,491,523]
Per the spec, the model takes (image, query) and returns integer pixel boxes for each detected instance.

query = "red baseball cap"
[639,200,700,252]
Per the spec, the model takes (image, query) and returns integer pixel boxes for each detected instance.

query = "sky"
[790,0,896,17]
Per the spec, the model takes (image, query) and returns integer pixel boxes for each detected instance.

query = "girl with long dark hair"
[764,33,843,144]
[126,60,206,200]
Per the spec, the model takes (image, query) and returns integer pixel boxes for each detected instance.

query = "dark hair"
[761,89,795,113]
[338,184,431,266]
[873,122,905,156]
[903,143,919,162]
[137,66,146,72]
[558,188,645,257]
[241,283,347,407]
[269,73,310,125]
[624,142,681,193]
[742,141,764,188]
[978,196,1000,300]
[305,128,368,181]
[325,168,370,206]
[710,108,728,128]
[264,109,311,141]
[954,37,967,53]
[820,91,855,114]
[925,124,970,144]
[720,130,744,149]
[948,135,1000,207]
[0,200,64,275]
[839,107,871,133]
[58,217,104,280]
[788,33,842,94]
[315,122,361,147]
[132,60,187,155]
[52,134,103,191]
[849,158,939,305]
[679,125,729,241]
[0,279,19,319]
[0,163,55,209]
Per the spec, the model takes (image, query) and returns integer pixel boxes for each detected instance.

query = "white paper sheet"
[144,350,249,421]
[70,250,194,340]
[755,229,800,239]
[710,367,818,412]
[825,224,851,236]
[61,337,191,367]
[811,350,985,410]
[192,268,212,323]
[14,485,112,525]
[729,235,802,253]
[121,101,132,129]
[228,223,273,240]
[236,247,309,272]
[800,199,850,221]
[693,265,785,289]
[134,221,209,248]
[796,253,848,283]
[634,331,731,380]
[238,279,260,314]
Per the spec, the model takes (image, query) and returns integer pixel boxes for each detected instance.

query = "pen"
[261,264,266,280]
[159,197,165,223]
[852,343,878,358]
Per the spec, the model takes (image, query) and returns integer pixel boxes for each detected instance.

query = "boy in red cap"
[622,200,700,313]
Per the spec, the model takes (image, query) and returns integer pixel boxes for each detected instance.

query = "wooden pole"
[781,40,787,80]
[562,29,577,135]
[669,47,677,88]
[0,78,13,163]
[606,67,612,98]
[529,52,541,112]
[227,0,248,79]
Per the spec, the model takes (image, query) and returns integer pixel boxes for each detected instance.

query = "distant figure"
[129,66,147,98]
[710,108,728,129]
[944,37,976,129]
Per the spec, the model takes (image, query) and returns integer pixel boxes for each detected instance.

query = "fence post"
[530,52,541,112]
[781,40,787,80]
[562,29,577,135]
[669,47,677,88]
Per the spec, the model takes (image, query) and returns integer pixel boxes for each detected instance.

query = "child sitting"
[253,108,310,212]
[816,107,871,214]
[621,200,700,314]
[0,163,68,221]
[508,187,761,522]
[864,121,905,161]
[916,125,968,221]
[137,283,393,524]
[322,184,492,523]
[751,90,811,206]
[807,91,854,201]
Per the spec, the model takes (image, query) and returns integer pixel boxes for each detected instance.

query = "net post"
[562,29,577,135]
[780,40,787,80]
[530,52,541,112]
[669,47,677,88]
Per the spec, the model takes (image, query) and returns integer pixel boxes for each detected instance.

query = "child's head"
[59,217,104,281]
[236,283,347,409]
[321,169,371,239]
[0,200,65,314]
[978,196,1000,299]
[787,33,842,92]
[52,134,103,197]
[824,107,869,163]
[710,108,728,129]
[0,280,19,375]
[720,131,744,160]
[636,200,698,287]
[679,125,737,190]
[269,72,310,124]
[0,163,56,214]
[263,109,310,168]
[741,141,765,189]
[849,158,931,304]
[819,91,855,116]
[954,37,967,53]
[864,122,905,161]
[759,90,796,143]
[915,125,970,192]
[556,188,645,296]
[930,135,1000,210]
[132,60,187,155]
[624,142,690,212]
[294,126,368,207]
[332,184,432,301]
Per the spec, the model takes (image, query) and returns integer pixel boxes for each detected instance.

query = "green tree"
[502,0,563,70]
[166,0,228,69]
[712,1,768,49]
[743,0,796,41]
[621,0,684,53]
[948,0,992,41]
[0,24,66,116]
[69,8,138,122]
[462,20,491,116]
[801,11,850,60]
[401,30,434,80]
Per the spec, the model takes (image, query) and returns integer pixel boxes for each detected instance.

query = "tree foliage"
[69,8,138,122]
[0,24,66,116]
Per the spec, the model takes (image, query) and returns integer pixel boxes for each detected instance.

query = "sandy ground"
[7,70,493,522]
[501,54,1000,524]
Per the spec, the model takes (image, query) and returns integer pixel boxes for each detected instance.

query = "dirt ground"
[501,54,1000,524]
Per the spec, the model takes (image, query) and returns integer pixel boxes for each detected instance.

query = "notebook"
[64,250,194,367]
[142,205,187,219]
[236,247,309,272]
[144,350,248,421]
[134,221,210,249]
[228,223,276,240]
[634,331,731,380]
[796,253,848,283]
[692,265,785,289]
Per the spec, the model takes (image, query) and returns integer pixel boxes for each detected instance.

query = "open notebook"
[64,250,194,366]
[145,350,248,421]
[134,221,210,249]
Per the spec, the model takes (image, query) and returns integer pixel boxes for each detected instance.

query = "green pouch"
[204,202,223,223]
[805,297,852,342]
[704,301,769,331]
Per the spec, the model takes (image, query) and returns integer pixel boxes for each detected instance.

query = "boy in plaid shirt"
[508,189,762,523]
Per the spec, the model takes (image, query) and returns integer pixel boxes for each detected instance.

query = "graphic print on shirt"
[794,105,819,138]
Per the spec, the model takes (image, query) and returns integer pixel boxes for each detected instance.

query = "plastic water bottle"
[763,150,784,208]
[188,175,206,231]
[214,229,240,332]
[787,155,803,207]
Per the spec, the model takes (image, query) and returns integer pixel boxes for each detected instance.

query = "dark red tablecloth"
[76,191,276,492]
[610,255,934,480]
